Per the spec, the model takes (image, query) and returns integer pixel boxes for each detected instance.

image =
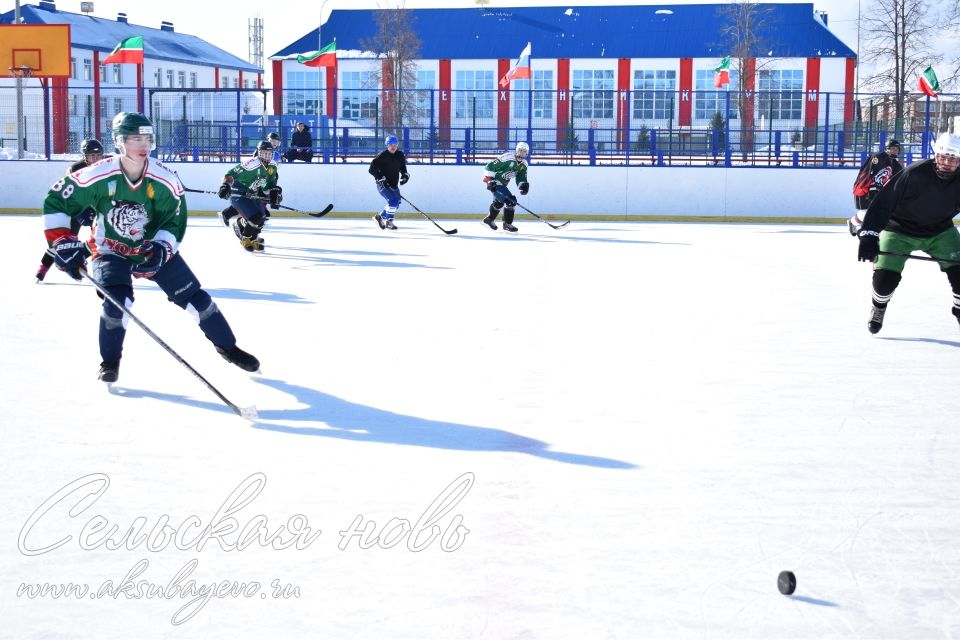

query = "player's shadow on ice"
[204,288,313,304]
[243,247,452,270]
[879,336,960,349]
[110,379,635,470]
[251,377,636,469]
[787,595,839,607]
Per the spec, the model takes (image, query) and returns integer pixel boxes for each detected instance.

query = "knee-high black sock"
[871,269,902,308]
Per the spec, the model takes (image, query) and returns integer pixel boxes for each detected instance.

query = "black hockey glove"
[858,230,880,263]
[269,186,283,207]
[132,240,172,279]
[376,176,389,189]
[217,182,232,199]
[518,182,529,195]
[51,235,86,281]
[399,172,409,186]
[486,180,499,192]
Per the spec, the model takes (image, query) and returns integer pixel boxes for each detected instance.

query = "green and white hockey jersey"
[483,152,528,185]
[43,157,187,263]
[224,156,279,196]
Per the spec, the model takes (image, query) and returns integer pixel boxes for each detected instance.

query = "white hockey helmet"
[933,132,960,178]
[515,141,530,161]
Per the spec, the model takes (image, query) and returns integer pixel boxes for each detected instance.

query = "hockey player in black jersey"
[849,139,902,235]
[34,138,103,282]
[368,134,409,230]
[857,132,960,333]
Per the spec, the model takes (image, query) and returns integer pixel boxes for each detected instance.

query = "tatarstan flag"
[297,41,336,67]
[918,66,940,98]
[714,56,731,88]
[103,36,144,64]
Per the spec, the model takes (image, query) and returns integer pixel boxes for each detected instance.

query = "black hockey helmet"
[254,139,274,163]
[80,138,104,155]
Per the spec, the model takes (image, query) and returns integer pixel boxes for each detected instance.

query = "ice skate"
[502,222,518,233]
[97,361,120,383]
[481,216,498,230]
[35,263,50,283]
[384,218,398,230]
[373,213,386,230]
[868,304,886,334]
[215,344,260,372]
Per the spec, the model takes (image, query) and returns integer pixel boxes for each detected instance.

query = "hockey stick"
[180,186,332,218]
[397,193,458,235]
[514,202,570,230]
[63,259,259,420]
[878,250,960,266]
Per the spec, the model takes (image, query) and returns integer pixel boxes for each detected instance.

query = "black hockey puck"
[777,571,796,595]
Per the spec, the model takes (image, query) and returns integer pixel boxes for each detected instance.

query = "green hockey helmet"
[111,112,155,151]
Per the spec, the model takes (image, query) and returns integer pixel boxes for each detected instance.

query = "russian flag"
[500,42,531,88]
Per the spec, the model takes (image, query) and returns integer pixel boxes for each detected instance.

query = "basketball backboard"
[0,24,71,78]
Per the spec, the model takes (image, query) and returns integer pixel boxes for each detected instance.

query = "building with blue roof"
[1,0,263,153]
[269,3,856,151]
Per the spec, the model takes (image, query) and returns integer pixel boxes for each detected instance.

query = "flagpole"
[526,42,533,147]
[318,0,330,133]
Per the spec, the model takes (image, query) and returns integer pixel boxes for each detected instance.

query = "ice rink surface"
[2,214,959,639]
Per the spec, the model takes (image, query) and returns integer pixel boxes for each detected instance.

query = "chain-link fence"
[1,84,955,166]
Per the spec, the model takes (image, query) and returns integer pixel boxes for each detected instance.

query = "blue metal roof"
[0,3,261,72]
[271,3,855,61]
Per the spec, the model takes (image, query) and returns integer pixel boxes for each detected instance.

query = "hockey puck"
[777,571,796,595]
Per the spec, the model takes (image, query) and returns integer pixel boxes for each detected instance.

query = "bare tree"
[360,2,423,135]
[859,0,960,132]
[715,1,778,150]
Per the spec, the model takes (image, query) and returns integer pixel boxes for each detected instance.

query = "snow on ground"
[1,215,959,639]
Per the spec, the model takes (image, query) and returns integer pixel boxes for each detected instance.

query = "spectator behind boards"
[284,122,313,163]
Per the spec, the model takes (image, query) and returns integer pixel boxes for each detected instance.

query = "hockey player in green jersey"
[481,141,530,233]
[217,140,282,252]
[43,112,260,383]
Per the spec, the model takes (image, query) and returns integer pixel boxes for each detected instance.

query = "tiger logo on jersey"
[108,200,149,241]
[874,166,894,188]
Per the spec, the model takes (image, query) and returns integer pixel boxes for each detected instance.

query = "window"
[154,68,162,87]
[99,96,107,116]
[511,70,554,119]
[633,69,676,120]
[83,59,92,81]
[758,69,803,120]
[233,77,238,88]
[340,70,378,120]
[694,69,739,120]
[166,70,174,88]
[178,71,186,88]
[571,69,614,119]
[114,98,123,114]
[221,76,229,88]
[454,69,494,119]
[112,65,122,84]
[99,64,107,83]
[69,94,77,116]
[285,70,322,115]
[412,69,436,121]
[190,72,198,88]
[70,57,77,79]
